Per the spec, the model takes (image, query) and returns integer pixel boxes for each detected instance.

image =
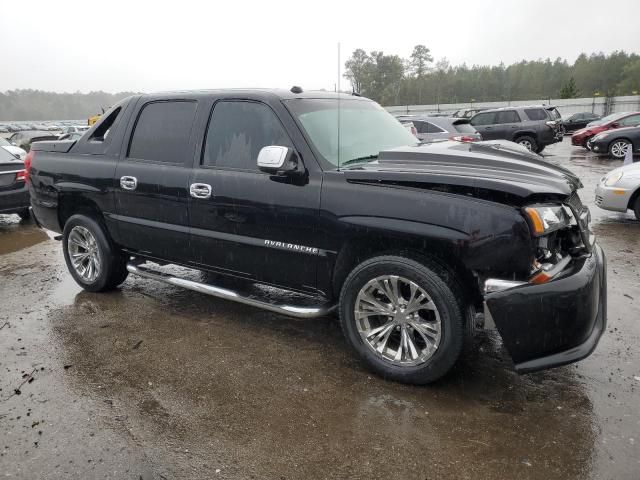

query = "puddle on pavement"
[0,215,50,256]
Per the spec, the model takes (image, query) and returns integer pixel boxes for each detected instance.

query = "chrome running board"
[126,263,336,319]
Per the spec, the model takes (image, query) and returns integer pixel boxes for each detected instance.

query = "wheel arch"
[58,193,105,230]
[627,185,640,210]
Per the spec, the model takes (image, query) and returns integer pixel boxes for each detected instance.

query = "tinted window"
[413,121,429,134]
[203,101,292,170]
[128,101,197,163]
[525,108,548,121]
[470,112,497,126]
[496,110,521,124]
[454,122,477,134]
[425,122,446,133]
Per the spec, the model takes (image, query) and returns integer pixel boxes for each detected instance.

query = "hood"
[342,141,582,199]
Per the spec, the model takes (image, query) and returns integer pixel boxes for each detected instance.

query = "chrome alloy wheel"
[354,275,442,366]
[611,140,629,158]
[67,226,101,282]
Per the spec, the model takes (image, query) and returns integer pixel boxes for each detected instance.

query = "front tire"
[17,208,30,220]
[609,139,631,160]
[62,214,129,292]
[633,196,640,221]
[339,255,464,385]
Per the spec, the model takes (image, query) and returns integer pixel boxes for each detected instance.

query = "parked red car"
[571,111,640,148]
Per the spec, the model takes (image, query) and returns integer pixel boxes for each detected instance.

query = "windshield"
[284,98,418,168]
[589,112,626,126]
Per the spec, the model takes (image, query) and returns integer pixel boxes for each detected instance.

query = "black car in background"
[563,112,601,133]
[469,105,563,153]
[0,145,30,219]
[588,126,640,159]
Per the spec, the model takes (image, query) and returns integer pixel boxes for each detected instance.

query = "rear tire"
[339,255,464,385]
[609,139,631,160]
[516,135,537,152]
[62,214,129,292]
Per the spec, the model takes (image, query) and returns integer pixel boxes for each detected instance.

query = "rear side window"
[128,101,197,163]
[525,108,548,121]
[470,112,497,126]
[496,110,521,124]
[88,107,121,142]
[202,101,292,170]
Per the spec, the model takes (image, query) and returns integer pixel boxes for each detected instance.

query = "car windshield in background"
[285,98,418,168]
[0,137,11,146]
[589,112,626,126]
[454,122,477,134]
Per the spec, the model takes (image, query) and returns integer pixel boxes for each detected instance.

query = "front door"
[470,112,499,140]
[187,99,321,293]
[114,98,199,263]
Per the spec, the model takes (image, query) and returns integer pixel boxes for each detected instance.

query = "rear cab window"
[128,100,198,164]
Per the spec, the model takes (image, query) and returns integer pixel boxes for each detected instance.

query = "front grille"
[595,195,603,206]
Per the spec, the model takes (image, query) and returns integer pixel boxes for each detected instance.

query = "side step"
[126,263,336,319]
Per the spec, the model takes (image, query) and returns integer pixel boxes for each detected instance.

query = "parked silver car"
[595,162,640,219]
[396,116,482,143]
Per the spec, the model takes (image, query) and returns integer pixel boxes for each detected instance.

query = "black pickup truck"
[27,89,606,384]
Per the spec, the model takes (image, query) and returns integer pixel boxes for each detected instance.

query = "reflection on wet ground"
[1,139,639,479]
[0,215,49,255]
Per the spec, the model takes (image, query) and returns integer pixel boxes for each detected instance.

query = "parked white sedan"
[0,137,27,160]
[595,162,640,219]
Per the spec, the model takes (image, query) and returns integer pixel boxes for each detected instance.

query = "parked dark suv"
[27,89,606,385]
[469,105,563,153]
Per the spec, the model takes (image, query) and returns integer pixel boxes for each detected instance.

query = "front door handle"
[190,183,212,199]
[120,176,138,190]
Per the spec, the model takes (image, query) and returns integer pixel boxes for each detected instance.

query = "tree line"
[0,90,136,121]
[344,47,640,106]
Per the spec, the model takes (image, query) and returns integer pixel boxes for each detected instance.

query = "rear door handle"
[120,176,137,190]
[190,183,212,199]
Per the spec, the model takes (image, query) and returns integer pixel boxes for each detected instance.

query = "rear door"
[470,112,498,139]
[187,97,321,292]
[113,98,199,263]
[495,110,522,140]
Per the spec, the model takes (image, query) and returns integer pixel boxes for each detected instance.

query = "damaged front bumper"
[484,243,606,373]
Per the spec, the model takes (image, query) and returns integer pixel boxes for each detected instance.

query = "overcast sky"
[2,0,639,93]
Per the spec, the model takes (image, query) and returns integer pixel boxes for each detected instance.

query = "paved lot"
[1,138,639,480]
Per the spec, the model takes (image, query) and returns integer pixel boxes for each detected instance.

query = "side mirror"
[611,122,620,128]
[257,146,300,175]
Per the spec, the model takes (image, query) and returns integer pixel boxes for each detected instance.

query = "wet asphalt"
[0,139,639,480]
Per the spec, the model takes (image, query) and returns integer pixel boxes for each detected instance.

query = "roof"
[147,88,369,101]
[480,105,557,113]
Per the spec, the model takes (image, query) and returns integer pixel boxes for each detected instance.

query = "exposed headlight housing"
[604,171,624,186]
[524,205,573,236]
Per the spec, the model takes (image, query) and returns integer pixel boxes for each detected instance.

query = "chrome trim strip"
[484,278,526,294]
[126,263,336,319]
[0,170,23,175]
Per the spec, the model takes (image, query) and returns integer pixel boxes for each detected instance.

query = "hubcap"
[611,141,629,158]
[67,226,101,282]
[354,275,442,367]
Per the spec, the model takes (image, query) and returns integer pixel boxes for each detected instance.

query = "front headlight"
[524,205,573,236]
[604,171,624,186]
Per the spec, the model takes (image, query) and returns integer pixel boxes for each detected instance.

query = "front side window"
[128,100,197,163]
[285,98,417,168]
[202,101,292,170]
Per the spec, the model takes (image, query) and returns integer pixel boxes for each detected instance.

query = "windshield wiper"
[340,154,379,167]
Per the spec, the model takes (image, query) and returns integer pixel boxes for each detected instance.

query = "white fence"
[386,95,640,118]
